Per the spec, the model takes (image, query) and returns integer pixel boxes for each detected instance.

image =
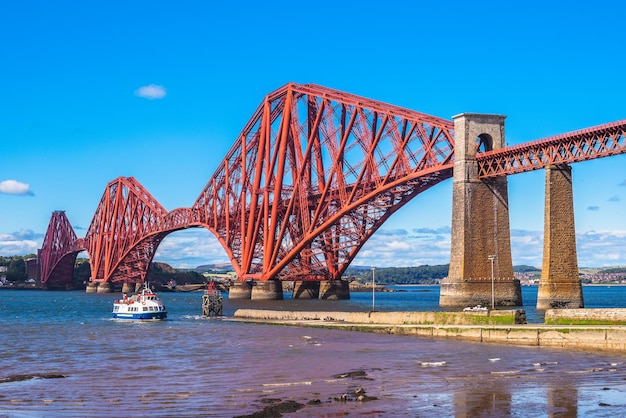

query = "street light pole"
[488,255,496,310]
[371,267,376,311]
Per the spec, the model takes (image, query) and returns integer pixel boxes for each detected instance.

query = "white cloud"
[149,227,626,270]
[4,224,626,271]
[134,84,167,100]
[154,228,229,268]
[577,230,626,267]
[0,179,33,195]
[0,230,42,255]
[354,227,451,267]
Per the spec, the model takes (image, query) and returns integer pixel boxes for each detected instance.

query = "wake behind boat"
[112,283,167,320]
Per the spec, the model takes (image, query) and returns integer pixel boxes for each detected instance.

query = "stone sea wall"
[545,308,626,325]
[234,309,626,353]
[233,309,526,325]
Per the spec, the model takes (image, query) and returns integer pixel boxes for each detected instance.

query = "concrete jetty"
[234,309,626,353]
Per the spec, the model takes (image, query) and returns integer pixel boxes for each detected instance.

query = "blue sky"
[2,0,626,269]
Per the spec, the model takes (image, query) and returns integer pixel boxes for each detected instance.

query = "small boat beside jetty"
[463,305,488,312]
[112,283,167,320]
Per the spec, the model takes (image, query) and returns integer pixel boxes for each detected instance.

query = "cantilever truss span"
[84,177,170,283]
[192,83,456,281]
[37,83,626,286]
[39,211,85,287]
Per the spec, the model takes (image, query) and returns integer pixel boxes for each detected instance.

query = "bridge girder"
[39,211,84,287]
[192,83,455,281]
[36,83,626,286]
[478,119,626,177]
[84,176,170,283]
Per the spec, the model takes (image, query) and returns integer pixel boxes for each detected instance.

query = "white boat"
[463,305,488,312]
[112,283,167,320]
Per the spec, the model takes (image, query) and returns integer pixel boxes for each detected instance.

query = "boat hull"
[112,283,168,320]
[112,311,167,320]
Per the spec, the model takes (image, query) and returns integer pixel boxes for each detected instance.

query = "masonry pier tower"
[439,113,522,307]
[537,165,584,309]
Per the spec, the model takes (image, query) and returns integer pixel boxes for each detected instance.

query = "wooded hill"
[346,265,449,285]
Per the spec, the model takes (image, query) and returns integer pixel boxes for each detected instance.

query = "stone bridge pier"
[229,279,350,300]
[439,113,522,308]
[439,113,584,310]
[537,164,583,309]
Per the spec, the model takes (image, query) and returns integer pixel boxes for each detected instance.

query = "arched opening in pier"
[476,133,494,153]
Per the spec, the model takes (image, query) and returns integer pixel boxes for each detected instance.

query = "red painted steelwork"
[84,177,170,284]
[192,83,455,282]
[39,211,86,287]
[38,82,625,287]
[478,119,626,177]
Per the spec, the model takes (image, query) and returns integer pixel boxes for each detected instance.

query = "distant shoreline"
[1,282,625,292]
[375,283,626,287]
[582,283,626,286]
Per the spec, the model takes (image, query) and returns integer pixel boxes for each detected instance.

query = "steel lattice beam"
[478,119,626,177]
[38,83,626,286]
[192,83,455,281]
[84,176,169,283]
[38,211,85,287]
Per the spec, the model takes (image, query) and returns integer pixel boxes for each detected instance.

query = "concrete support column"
[85,282,98,293]
[292,281,320,299]
[229,281,253,299]
[96,282,113,293]
[121,283,134,294]
[251,279,283,300]
[439,113,522,308]
[319,280,350,300]
[537,165,584,309]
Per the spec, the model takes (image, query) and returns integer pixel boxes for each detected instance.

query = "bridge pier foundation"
[439,280,522,308]
[121,283,134,294]
[229,281,254,299]
[96,282,114,293]
[439,113,522,308]
[537,165,584,310]
[319,280,350,300]
[292,281,320,299]
[251,280,283,300]
[85,282,98,293]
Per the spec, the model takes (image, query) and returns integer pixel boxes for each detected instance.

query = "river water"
[1,286,625,417]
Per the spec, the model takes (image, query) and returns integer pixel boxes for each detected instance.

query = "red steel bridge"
[37,83,626,288]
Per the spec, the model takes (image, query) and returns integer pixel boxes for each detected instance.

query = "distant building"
[0,265,7,285]
[25,258,40,281]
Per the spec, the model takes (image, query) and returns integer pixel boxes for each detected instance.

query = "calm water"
[1,286,625,417]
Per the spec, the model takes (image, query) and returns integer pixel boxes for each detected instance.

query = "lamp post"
[371,266,376,311]
[488,255,496,310]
